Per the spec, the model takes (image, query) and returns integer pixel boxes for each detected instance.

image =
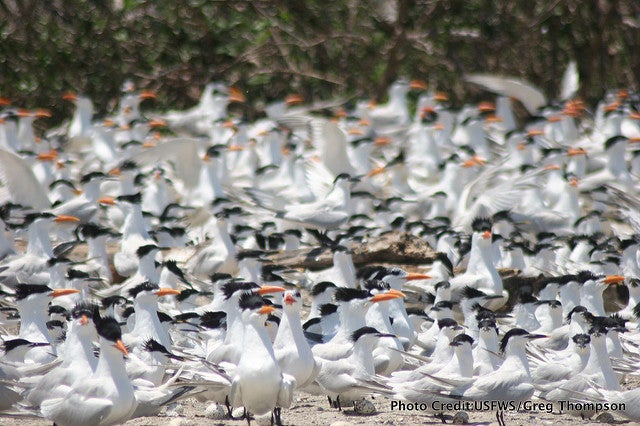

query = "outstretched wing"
[0,149,50,209]
[465,74,547,114]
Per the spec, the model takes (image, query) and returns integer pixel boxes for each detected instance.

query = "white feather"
[0,149,50,209]
[465,74,547,114]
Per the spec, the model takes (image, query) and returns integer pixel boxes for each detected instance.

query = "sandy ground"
[0,392,628,426]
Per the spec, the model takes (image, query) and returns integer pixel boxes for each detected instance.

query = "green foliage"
[1,0,639,124]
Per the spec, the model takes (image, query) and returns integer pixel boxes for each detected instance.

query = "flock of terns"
[2,64,640,426]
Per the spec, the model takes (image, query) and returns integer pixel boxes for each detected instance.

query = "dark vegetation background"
[1,0,639,123]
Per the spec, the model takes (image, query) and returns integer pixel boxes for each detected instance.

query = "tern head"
[350,326,395,345]
[450,333,474,348]
[566,305,590,324]
[572,333,591,352]
[238,292,275,319]
[128,281,180,300]
[438,318,463,338]
[200,311,227,330]
[71,302,99,323]
[477,318,498,334]
[2,338,49,355]
[499,328,546,354]
[430,300,455,313]
[221,281,260,300]
[282,289,302,311]
[310,281,337,297]
[115,192,142,205]
[14,284,79,303]
[101,295,129,310]
[95,316,128,356]
[471,217,492,240]
[77,223,115,240]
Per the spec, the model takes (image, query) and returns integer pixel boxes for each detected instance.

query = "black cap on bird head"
[238,292,267,311]
[471,217,492,233]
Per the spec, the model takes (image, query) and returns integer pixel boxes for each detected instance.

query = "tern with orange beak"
[230,292,295,426]
[40,316,137,426]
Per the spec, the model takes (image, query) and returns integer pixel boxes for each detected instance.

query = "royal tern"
[40,316,137,426]
[273,289,321,389]
[229,292,295,425]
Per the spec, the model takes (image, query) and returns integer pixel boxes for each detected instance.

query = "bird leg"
[336,395,342,411]
[434,412,448,424]
[273,407,283,426]
[327,396,333,408]
[225,395,234,418]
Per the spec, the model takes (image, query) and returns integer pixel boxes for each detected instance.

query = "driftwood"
[263,231,440,270]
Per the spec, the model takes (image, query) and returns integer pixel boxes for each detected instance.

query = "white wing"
[465,74,547,114]
[0,149,50,209]
[560,61,579,101]
[128,138,206,189]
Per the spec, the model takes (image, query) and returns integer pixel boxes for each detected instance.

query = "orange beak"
[348,128,364,136]
[482,230,492,239]
[368,166,386,177]
[485,115,503,123]
[35,109,52,119]
[54,215,80,223]
[228,87,246,103]
[629,112,640,120]
[51,288,81,298]
[73,189,83,196]
[526,129,544,137]
[114,339,129,356]
[79,314,89,326]
[630,137,640,143]
[567,147,587,156]
[139,90,157,100]
[569,177,579,187]
[434,92,449,102]
[604,101,621,112]
[409,80,427,90]
[37,150,59,162]
[517,143,526,151]
[258,305,276,315]
[388,289,407,298]
[228,144,244,152]
[285,94,304,106]
[17,109,33,118]
[98,196,116,205]
[374,136,392,146]
[358,118,371,127]
[604,275,625,285]
[155,288,181,297]
[0,97,10,106]
[62,92,78,102]
[257,285,286,295]
[108,167,121,176]
[545,164,561,171]
[406,273,432,281]
[370,292,403,303]
[284,294,296,305]
[478,102,495,113]
[148,119,167,128]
